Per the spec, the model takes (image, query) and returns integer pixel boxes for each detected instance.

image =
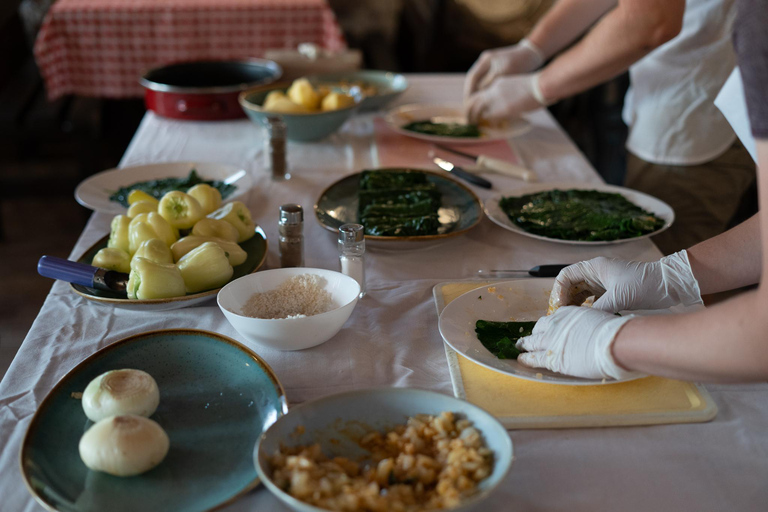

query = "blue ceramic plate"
[70,227,268,311]
[314,168,483,242]
[20,329,288,512]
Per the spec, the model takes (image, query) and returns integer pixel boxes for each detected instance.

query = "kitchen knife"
[476,264,571,278]
[434,143,537,182]
[38,256,129,296]
[433,157,492,189]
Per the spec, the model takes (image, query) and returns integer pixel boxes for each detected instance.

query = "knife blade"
[434,143,537,182]
[433,157,492,189]
[476,264,571,278]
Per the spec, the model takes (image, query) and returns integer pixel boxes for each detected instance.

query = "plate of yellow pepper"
[71,187,267,311]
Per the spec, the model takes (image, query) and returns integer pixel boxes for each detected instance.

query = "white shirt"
[715,68,757,163]
[622,0,737,165]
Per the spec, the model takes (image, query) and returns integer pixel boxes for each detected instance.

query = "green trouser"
[624,141,756,255]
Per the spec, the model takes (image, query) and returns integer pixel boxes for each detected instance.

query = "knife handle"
[38,256,98,288]
[452,167,492,189]
[477,155,537,182]
[529,264,571,277]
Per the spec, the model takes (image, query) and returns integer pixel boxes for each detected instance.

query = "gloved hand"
[466,73,548,123]
[516,306,642,380]
[548,251,703,314]
[464,39,545,98]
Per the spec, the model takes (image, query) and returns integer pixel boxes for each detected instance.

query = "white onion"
[79,415,170,476]
[82,369,160,422]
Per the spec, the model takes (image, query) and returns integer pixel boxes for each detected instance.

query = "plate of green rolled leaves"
[438,278,640,385]
[314,168,482,242]
[483,182,674,245]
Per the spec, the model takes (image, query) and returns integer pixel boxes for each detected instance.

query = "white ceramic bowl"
[255,388,513,512]
[217,267,360,351]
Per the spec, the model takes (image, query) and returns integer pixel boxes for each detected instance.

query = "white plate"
[385,104,531,144]
[438,279,641,385]
[75,161,252,214]
[483,181,674,245]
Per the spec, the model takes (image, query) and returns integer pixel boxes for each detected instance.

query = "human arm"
[466,0,685,122]
[611,139,768,382]
[464,0,616,98]
[547,214,762,314]
[519,140,768,383]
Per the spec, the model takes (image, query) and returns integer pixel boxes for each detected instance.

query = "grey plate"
[314,168,482,242]
[20,329,288,512]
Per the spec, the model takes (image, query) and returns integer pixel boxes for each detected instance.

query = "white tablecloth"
[2,74,766,512]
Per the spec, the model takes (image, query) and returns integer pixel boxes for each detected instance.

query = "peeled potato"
[263,97,311,114]
[287,78,320,110]
[263,91,289,111]
[321,92,356,112]
[316,85,332,101]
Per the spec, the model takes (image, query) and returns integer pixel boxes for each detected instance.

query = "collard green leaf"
[475,320,536,359]
[498,189,665,241]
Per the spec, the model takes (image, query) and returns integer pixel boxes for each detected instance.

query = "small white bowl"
[255,388,513,512]
[217,267,360,351]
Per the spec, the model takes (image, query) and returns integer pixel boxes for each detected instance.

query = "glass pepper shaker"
[338,223,365,297]
[279,204,303,267]
[266,117,289,181]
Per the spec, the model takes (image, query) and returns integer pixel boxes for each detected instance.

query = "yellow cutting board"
[434,281,717,429]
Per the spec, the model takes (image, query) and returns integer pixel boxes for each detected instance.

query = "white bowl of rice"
[217,268,361,351]
[255,388,513,512]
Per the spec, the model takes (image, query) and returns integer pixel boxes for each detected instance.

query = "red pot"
[140,60,282,121]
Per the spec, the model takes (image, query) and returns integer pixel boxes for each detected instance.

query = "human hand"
[464,39,545,99]
[548,251,703,315]
[465,73,546,123]
[516,306,642,380]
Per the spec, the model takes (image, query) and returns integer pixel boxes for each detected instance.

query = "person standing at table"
[514,0,768,383]
[464,0,755,255]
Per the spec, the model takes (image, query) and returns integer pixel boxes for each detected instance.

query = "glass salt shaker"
[338,223,365,298]
[279,204,303,267]
[266,117,290,181]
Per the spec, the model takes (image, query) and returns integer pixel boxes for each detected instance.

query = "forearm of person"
[687,215,762,294]
[537,0,684,102]
[614,140,768,383]
[527,0,618,58]
[613,288,768,382]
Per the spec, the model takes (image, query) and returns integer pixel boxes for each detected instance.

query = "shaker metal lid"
[339,223,364,243]
[279,204,303,224]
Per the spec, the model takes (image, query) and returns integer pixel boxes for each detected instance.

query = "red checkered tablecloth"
[34,0,347,100]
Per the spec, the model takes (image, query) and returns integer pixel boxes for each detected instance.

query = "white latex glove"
[464,38,545,98]
[516,306,643,380]
[548,251,704,314]
[465,73,548,124]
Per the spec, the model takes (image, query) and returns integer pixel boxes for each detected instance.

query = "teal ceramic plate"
[70,227,267,311]
[314,168,482,242]
[20,329,288,512]
[305,70,408,111]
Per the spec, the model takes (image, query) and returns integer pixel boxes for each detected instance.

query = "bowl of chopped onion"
[217,268,360,351]
[255,387,513,512]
